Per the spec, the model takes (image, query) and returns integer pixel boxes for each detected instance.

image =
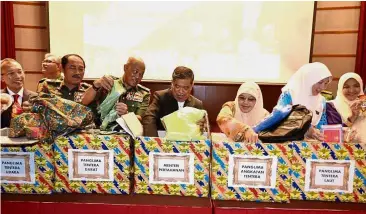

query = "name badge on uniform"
[133,93,143,102]
[126,92,143,102]
[74,92,84,103]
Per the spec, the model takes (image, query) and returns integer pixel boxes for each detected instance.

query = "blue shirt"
[276,90,328,129]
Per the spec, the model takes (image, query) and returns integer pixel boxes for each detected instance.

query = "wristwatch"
[345,117,354,127]
[234,132,244,142]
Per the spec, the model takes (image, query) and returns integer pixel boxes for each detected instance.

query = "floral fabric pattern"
[54,133,132,194]
[1,143,54,194]
[9,93,95,143]
[291,141,366,203]
[134,137,211,197]
[211,141,292,202]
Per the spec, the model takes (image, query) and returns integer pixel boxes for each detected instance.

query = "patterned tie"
[11,94,23,118]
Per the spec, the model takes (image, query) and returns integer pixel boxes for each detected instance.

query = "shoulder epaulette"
[137,84,150,92]
[111,75,120,80]
[45,79,63,85]
[81,82,91,88]
[38,78,48,84]
[321,90,333,95]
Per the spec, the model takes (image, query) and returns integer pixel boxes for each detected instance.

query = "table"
[2,194,365,214]
[1,194,212,214]
[213,200,366,214]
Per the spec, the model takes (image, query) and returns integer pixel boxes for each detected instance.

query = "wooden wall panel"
[24,73,43,92]
[326,81,340,97]
[16,51,44,72]
[311,1,360,92]
[13,2,49,90]
[13,4,47,26]
[315,9,360,31]
[14,28,48,49]
[313,34,358,54]
[312,57,356,76]
[317,1,360,7]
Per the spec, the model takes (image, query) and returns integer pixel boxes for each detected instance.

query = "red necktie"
[11,94,23,118]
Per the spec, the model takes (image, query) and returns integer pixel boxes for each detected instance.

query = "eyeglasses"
[2,69,24,78]
[238,96,256,102]
[42,59,57,64]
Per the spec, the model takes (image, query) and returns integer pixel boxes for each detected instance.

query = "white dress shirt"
[7,87,24,104]
[178,101,185,110]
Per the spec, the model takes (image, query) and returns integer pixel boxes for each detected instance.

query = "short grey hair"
[44,53,61,64]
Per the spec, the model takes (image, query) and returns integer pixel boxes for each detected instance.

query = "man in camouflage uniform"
[37,54,90,103]
[40,53,63,80]
[82,56,150,128]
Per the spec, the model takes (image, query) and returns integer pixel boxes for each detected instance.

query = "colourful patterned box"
[291,141,366,203]
[1,142,54,194]
[54,133,132,194]
[134,137,211,197]
[211,141,292,202]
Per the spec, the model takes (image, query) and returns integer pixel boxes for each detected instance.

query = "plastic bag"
[161,107,206,141]
[98,79,126,130]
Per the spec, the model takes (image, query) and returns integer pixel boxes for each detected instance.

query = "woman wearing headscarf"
[217,81,269,143]
[276,62,332,141]
[327,73,365,143]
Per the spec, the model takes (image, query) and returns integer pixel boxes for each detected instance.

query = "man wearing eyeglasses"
[82,56,150,128]
[1,58,37,128]
[142,66,205,137]
[37,54,90,103]
[40,53,63,80]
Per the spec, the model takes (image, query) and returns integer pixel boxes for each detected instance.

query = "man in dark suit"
[1,58,37,128]
[142,66,204,137]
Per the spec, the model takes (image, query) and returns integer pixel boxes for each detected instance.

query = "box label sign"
[314,166,344,186]
[68,149,113,181]
[77,155,105,175]
[238,162,267,182]
[149,152,194,184]
[228,155,277,188]
[0,152,35,184]
[305,159,355,193]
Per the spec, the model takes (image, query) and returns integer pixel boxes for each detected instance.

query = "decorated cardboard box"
[134,136,211,197]
[291,141,366,203]
[1,140,54,194]
[54,132,132,194]
[211,137,292,202]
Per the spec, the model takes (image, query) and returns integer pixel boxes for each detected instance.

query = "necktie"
[11,94,23,118]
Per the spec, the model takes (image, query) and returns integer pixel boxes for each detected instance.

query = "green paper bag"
[161,107,207,141]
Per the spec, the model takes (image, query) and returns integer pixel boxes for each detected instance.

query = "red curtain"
[1,1,15,89]
[355,1,366,85]
[1,1,16,60]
